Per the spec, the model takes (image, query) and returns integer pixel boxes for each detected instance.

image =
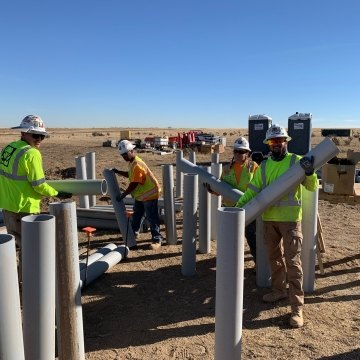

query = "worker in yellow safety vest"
[204,137,258,263]
[236,124,318,328]
[0,115,72,247]
[112,140,163,250]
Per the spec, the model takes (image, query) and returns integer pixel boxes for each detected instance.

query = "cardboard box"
[120,130,132,140]
[200,144,213,154]
[214,144,225,154]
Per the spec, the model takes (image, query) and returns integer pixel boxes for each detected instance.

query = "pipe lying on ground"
[80,245,129,288]
[0,234,25,360]
[243,137,339,225]
[49,201,85,360]
[47,179,107,196]
[103,169,137,248]
[79,243,117,271]
[215,207,245,360]
[22,214,56,360]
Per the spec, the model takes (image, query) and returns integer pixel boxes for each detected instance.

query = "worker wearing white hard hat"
[204,136,258,263]
[112,140,163,250]
[236,124,318,328]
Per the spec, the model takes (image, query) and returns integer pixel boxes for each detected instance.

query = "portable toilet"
[248,114,272,155]
[287,112,312,155]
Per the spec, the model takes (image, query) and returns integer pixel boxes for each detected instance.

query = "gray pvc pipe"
[86,152,97,207]
[301,188,319,292]
[189,150,196,164]
[198,166,211,254]
[181,174,198,276]
[22,214,56,360]
[176,150,184,198]
[215,207,245,360]
[49,201,85,360]
[103,169,136,247]
[47,179,107,196]
[255,217,271,288]
[75,156,90,208]
[0,234,25,360]
[77,217,120,230]
[243,137,339,225]
[79,243,117,271]
[211,152,220,164]
[178,157,242,204]
[162,164,177,245]
[211,163,222,241]
[80,245,128,288]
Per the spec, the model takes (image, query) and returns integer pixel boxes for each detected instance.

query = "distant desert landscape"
[1,127,359,360]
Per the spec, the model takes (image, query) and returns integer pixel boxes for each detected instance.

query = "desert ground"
[1,127,359,360]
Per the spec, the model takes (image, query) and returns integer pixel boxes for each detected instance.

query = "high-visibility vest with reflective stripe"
[237,153,318,222]
[0,140,58,213]
[129,156,161,201]
[221,159,258,206]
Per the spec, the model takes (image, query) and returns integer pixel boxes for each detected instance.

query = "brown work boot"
[149,241,161,250]
[262,291,287,303]
[290,308,304,328]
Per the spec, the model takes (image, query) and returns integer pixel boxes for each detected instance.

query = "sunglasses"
[31,134,45,140]
[267,138,286,145]
[233,149,248,154]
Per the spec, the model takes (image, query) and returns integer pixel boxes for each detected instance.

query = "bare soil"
[1,127,359,359]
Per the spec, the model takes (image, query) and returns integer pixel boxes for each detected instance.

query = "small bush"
[92,131,105,136]
[332,137,340,145]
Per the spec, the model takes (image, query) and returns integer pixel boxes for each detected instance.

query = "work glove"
[299,155,315,176]
[110,168,120,175]
[57,191,73,199]
[116,193,126,202]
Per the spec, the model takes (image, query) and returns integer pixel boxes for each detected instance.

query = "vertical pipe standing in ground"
[215,207,245,360]
[75,156,90,208]
[211,163,222,240]
[22,214,56,360]
[86,152,96,207]
[211,152,219,164]
[255,217,271,288]
[301,188,319,292]
[103,169,136,247]
[176,150,184,198]
[49,201,85,360]
[162,164,177,245]
[189,150,196,164]
[181,173,198,276]
[198,166,211,254]
[0,234,25,360]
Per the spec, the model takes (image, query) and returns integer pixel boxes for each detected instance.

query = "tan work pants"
[263,221,304,310]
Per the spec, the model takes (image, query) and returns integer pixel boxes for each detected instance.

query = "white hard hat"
[263,124,292,144]
[233,137,251,152]
[11,115,47,135]
[118,140,135,155]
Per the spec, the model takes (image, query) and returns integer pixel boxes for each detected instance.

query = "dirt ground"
[1,127,359,359]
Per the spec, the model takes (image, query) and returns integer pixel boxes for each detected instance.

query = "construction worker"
[205,137,258,263]
[0,115,72,248]
[112,140,163,250]
[236,124,318,328]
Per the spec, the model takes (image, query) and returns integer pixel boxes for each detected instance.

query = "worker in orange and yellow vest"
[236,124,318,328]
[204,137,258,264]
[112,140,163,250]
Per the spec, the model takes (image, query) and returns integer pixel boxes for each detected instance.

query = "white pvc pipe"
[47,179,107,196]
[211,152,220,164]
[243,137,339,225]
[75,156,90,208]
[0,234,25,360]
[255,217,271,288]
[181,173,198,276]
[22,214,56,360]
[103,169,136,247]
[79,243,117,271]
[86,152,97,207]
[189,150,196,164]
[198,166,211,254]
[211,163,222,241]
[162,164,177,245]
[215,207,245,360]
[176,150,184,198]
[80,245,128,288]
[301,188,319,292]
[49,201,85,360]
[76,217,119,230]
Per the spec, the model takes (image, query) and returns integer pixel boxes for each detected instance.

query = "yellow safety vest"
[129,156,161,201]
[0,140,58,213]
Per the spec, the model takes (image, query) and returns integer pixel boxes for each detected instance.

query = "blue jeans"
[131,199,162,243]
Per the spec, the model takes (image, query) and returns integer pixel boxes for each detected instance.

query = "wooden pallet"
[316,213,326,275]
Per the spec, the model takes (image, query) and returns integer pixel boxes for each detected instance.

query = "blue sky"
[1,0,359,129]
